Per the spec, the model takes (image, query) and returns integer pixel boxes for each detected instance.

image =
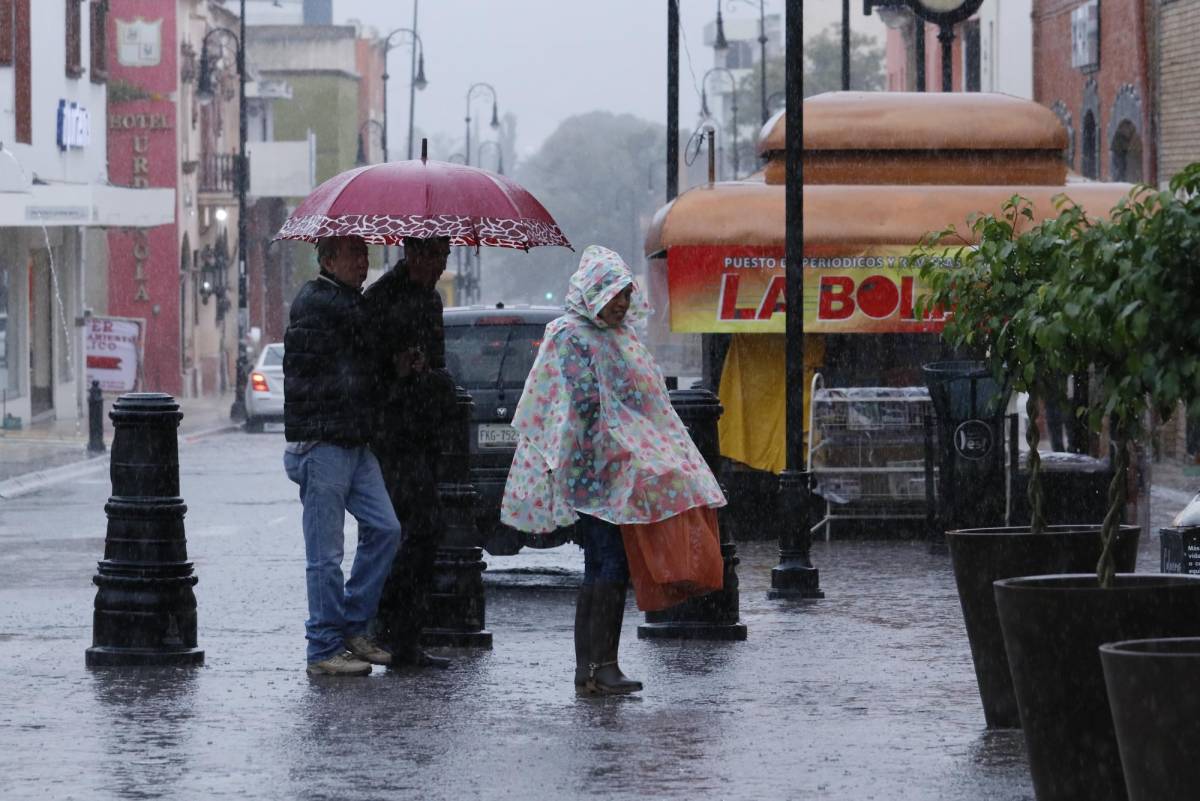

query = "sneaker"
[345,635,392,666]
[306,651,372,676]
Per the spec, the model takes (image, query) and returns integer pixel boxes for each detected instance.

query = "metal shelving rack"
[806,373,935,540]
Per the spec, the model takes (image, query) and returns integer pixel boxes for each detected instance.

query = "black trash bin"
[922,361,1010,533]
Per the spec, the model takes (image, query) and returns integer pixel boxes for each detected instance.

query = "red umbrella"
[274,147,570,251]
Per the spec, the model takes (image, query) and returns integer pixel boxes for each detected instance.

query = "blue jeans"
[284,443,402,663]
[578,514,630,585]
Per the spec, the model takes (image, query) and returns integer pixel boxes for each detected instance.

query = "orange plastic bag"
[620,506,724,612]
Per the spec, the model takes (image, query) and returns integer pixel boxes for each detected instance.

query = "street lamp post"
[196,2,248,421]
[459,82,500,305]
[700,67,739,179]
[770,0,822,600]
[355,119,385,166]
[715,0,770,126]
[864,0,981,92]
[381,26,427,162]
[381,25,426,265]
[477,140,503,175]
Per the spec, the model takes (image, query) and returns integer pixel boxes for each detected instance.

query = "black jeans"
[374,449,444,652]
[577,513,630,585]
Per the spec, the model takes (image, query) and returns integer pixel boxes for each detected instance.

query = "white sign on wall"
[116,18,163,67]
[86,316,144,392]
[56,100,90,151]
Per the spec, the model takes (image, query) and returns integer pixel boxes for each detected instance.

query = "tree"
[803,24,885,98]
[480,112,667,305]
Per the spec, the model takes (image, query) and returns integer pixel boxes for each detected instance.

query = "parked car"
[243,342,285,432]
[443,305,574,555]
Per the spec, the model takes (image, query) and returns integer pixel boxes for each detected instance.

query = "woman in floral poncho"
[501,245,726,695]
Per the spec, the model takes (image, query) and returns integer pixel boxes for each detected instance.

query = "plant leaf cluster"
[914,163,1200,583]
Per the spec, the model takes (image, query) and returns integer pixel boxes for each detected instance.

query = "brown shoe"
[306,651,372,676]
[345,635,392,665]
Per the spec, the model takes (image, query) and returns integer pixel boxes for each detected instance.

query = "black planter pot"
[1100,637,1200,801]
[994,574,1200,801]
[946,524,1140,728]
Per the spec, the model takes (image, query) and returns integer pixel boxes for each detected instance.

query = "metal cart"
[807,373,936,540]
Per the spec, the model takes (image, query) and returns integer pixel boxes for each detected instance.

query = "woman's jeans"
[284,443,402,664]
[577,513,630,585]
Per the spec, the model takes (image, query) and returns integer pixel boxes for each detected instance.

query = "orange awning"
[757,92,1070,186]
[646,181,1137,255]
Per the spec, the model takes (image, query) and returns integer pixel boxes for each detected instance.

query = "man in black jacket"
[283,235,402,677]
[364,235,455,669]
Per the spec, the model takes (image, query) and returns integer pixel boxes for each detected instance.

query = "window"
[14,0,29,143]
[445,323,546,389]
[964,20,981,93]
[65,0,83,78]
[89,0,107,83]
[0,0,13,65]
[1081,111,1099,180]
[0,264,10,394]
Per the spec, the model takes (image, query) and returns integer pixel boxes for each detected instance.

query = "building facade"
[1032,0,1152,183]
[0,0,171,426]
[881,0,1032,97]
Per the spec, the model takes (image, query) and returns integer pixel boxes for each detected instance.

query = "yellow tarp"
[718,334,824,474]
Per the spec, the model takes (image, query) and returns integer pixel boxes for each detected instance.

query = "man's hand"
[394,346,427,379]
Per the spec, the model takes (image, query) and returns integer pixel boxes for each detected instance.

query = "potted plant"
[992,164,1200,801]
[915,198,1139,729]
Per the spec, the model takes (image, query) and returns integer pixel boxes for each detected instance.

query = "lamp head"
[714,1,729,51]
[489,101,500,130]
[196,46,216,103]
[414,52,428,91]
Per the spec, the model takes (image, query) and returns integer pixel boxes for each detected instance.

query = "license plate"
[477,423,518,448]
[263,422,285,433]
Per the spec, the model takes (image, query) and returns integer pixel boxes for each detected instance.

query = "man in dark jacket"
[283,235,402,677]
[364,235,455,668]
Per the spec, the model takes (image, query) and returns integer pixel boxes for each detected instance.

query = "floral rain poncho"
[500,245,726,533]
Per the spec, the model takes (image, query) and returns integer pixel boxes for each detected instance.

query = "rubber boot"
[584,581,643,695]
[574,583,593,689]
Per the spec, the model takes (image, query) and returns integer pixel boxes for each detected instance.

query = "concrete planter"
[995,574,1200,801]
[1100,637,1200,801]
[946,524,1139,727]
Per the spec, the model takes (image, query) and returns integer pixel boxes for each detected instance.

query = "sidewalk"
[0,392,240,496]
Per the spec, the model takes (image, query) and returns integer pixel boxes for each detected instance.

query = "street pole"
[230,0,249,421]
[462,83,498,305]
[770,0,822,600]
[842,0,851,90]
[380,23,425,265]
[667,0,679,202]
[757,0,768,126]
[915,19,926,91]
[938,23,954,92]
[407,0,419,159]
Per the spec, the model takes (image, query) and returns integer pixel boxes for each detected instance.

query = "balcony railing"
[198,153,244,194]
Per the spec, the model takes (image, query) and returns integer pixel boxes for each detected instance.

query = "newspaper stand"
[807,374,935,540]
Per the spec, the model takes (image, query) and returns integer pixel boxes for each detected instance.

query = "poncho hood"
[501,246,726,533]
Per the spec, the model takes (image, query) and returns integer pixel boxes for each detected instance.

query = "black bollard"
[637,388,748,641]
[87,380,106,455]
[86,393,203,667]
[422,383,492,648]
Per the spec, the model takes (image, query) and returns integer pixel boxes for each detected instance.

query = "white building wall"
[978,0,1034,99]
[0,2,107,424]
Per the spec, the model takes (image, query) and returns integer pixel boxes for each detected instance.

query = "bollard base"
[85,646,204,667]
[637,621,747,641]
[768,563,824,599]
[420,628,493,649]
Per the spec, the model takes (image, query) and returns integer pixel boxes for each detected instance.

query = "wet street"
[0,429,1176,800]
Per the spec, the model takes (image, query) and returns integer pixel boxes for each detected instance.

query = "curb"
[0,421,242,499]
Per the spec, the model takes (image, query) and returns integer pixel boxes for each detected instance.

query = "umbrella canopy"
[275,156,570,251]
